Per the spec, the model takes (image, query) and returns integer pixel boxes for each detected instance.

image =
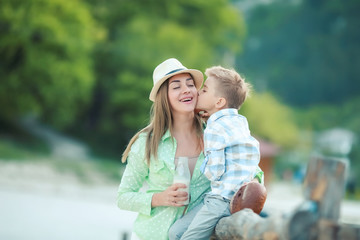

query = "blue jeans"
[168,194,231,240]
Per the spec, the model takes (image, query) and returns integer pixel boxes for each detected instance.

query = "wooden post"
[302,156,348,221]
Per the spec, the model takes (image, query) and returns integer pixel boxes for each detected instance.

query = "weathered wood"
[317,219,360,240]
[285,201,319,240]
[303,156,348,221]
[215,208,285,240]
[213,156,359,240]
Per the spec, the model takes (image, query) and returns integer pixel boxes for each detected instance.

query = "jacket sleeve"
[117,148,154,216]
[254,166,264,185]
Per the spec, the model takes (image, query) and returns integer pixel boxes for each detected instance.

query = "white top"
[175,156,199,177]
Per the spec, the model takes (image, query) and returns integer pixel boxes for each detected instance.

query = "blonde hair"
[121,78,203,165]
[205,66,251,109]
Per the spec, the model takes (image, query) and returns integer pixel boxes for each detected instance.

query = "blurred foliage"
[1,0,358,173]
[241,92,299,147]
[71,0,248,155]
[0,0,255,158]
[0,118,50,158]
[296,96,360,187]
[238,0,360,107]
[296,96,360,134]
[0,138,48,160]
[236,0,360,189]
[0,0,100,127]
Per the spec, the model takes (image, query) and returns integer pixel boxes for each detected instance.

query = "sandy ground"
[0,160,136,240]
[0,160,359,240]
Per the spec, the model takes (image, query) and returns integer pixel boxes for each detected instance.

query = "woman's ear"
[215,97,227,109]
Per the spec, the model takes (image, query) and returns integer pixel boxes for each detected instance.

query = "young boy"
[169,66,262,240]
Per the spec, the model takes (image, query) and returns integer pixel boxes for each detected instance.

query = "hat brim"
[149,69,203,102]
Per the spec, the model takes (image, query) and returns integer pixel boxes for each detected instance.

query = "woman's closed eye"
[186,79,195,87]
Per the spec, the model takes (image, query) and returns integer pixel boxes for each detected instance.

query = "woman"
[117,58,211,240]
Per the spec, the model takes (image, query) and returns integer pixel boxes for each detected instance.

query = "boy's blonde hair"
[205,66,251,109]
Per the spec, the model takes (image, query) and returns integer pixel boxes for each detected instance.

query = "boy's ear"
[215,97,227,109]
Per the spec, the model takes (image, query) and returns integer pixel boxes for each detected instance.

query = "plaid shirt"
[200,108,260,200]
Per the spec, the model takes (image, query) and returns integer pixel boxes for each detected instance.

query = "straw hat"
[149,58,203,102]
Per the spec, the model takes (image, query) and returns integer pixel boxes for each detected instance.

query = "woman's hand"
[151,183,188,207]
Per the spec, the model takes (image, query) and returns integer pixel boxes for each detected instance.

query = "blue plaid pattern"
[200,108,260,200]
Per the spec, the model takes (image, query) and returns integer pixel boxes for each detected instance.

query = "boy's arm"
[203,148,226,181]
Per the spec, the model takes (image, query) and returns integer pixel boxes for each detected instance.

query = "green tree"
[238,0,360,107]
[0,0,100,127]
[80,0,247,154]
[241,92,299,148]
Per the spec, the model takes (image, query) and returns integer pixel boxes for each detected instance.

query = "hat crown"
[153,58,186,85]
[149,58,202,102]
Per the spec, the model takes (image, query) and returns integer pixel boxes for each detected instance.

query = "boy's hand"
[198,110,210,122]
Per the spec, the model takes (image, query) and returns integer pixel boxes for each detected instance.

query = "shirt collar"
[161,129,172,142]
[207,108,238,125]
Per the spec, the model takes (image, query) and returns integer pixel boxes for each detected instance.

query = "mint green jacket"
[117,131,211,240]
[117,130,264,240]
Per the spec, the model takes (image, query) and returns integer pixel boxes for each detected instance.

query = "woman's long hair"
[121,79,203,165]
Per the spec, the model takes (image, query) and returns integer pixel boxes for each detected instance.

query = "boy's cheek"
[196,96,203,106]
